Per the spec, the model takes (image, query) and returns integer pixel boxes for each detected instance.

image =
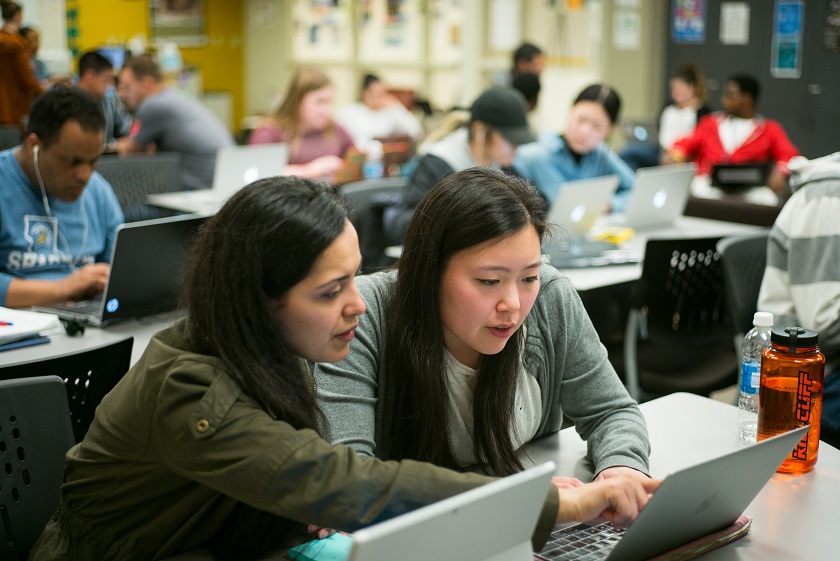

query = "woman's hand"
[556,475,661,527]
[551,475,585,489]
[307,525,337,540]
[594,466,650,482]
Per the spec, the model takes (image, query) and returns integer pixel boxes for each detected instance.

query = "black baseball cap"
[469,87,536,145]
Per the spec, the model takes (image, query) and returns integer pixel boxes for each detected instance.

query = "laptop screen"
[710,163,770,193]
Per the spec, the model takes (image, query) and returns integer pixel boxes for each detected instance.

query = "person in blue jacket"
[514,83,635,212]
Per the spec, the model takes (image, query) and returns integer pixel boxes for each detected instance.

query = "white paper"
[490,0,520,52]
[720,3,750,45]
[613,11,641,50]
[0,307,60,345]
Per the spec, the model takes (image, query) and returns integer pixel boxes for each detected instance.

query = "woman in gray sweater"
[315,167,651,480]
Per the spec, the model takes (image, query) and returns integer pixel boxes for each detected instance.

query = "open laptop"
[710,163,771,194]
[546,175,619,237]
[536,425,809,561]
[615,163,696,230]
[147,144,288,213]
[33,214,208,326]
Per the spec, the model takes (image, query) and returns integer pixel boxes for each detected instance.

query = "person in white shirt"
[336,73,424,152]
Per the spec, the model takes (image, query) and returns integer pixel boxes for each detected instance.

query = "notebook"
[147,144,288,213]
[710,163,770,194]
[536,425,809,561]
[344,461,556,561]
[546,175,619,237]
[615,163,696,230]
[32,214,208,326]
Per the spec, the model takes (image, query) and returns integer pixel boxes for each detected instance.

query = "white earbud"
[33,144,39,165]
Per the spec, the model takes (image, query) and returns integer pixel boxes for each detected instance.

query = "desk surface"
[561,216,762,292]
[0,314,177,369]
[521,392,835,560]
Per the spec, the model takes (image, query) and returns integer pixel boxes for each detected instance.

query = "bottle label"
[740,362,760,394]
[791,370,815,462]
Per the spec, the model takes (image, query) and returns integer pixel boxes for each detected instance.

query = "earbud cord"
[33,149,89,271]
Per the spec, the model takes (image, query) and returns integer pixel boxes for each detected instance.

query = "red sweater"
[0,29,43,129]
[671,112,799,176]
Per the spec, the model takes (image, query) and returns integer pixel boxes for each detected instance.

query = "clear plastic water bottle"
[739,312,773,442]
[362,140,384,179]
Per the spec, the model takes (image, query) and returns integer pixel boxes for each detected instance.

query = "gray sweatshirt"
[314,264,651,476]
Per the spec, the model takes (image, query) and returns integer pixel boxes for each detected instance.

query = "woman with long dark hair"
[30,176,657,561]
[316,167,650,478]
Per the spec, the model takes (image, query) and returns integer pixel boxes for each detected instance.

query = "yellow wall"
[72,0,244,131]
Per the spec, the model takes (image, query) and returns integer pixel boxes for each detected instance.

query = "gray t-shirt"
[132,88,234,190]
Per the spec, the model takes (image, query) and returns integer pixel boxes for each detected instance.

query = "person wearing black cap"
[383,86,536,244]
[514,83,636,212]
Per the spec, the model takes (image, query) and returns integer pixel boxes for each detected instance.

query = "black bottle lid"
[771,326,819,353]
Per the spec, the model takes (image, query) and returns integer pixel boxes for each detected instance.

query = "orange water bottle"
[757,326,824,473]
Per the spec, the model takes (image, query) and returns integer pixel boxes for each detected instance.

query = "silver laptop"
[616,163,696,230]
[346,462,555,561]
[33,214,208,326]
[546,175,619,237]
[536,425,809,561]
[147,144,288,213]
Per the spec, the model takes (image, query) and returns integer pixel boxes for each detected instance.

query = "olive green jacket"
[30,320,558,560]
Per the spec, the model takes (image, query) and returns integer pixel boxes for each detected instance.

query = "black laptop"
[33,214,208,326]
[710,163,771,194]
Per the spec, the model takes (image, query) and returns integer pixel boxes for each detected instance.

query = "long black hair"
[382,167,548,476]
[180,175,350,559]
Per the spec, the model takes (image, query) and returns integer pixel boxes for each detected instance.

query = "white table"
[521,392,835,560]
[560,215,762,292]
[0,313,179,369]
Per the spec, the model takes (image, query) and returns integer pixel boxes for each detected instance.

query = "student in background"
[75,50,132,151]
[0,86,124,308]
[665,73,799,196]
[30,175,658,560]
[514,84,635,212]
[620,62,710,171]
[316,167,651,482]
[249,66,356,182]
[512,71,541,113]
[0,0,43,131]
[336,72,424,152]
[757,153,840,449]
[116,54,234,191]
[19,25,48,84]
[384,86,535,244]
[495,42,545,86]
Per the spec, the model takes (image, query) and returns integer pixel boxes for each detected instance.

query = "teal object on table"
[288,532,353,561]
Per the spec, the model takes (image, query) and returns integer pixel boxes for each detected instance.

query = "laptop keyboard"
[51,297,102,315]
[536,521,625,561]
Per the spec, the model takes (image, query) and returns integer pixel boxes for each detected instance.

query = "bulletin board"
[292,0,353,62]
[358,0,424,64]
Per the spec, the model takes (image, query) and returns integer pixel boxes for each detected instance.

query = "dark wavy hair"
[26,85,105,148]
[180,175,350,559]
[382,167,548,476]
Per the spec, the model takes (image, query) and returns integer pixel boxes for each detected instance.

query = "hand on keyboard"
[555,475,661,527]
[59,263,110,302]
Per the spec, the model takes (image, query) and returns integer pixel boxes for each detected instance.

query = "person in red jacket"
[665,73,798,195]
[0,0,44,131]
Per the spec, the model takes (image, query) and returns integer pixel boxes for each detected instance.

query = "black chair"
[0,337,133,443]
[339,177,408,272]
[0,376,75,561]
[717,231,770,356]
[96,153,182,222]
[0,127,21,151]
[623,237,737,401]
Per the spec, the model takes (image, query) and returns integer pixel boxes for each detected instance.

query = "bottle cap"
[753,311,773,327]
[770,326,819,352]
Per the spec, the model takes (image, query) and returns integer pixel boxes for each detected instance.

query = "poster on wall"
[720,2,750,45]
[358,0,423,64]
[824,0,840,52]
[771,1,803,78]
[149,0,207,47]
[672,0,706,44]
[292,0,352,62]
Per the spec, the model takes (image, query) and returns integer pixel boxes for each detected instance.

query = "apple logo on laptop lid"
[570,204,586,223]
[653,189,668,209]
[243,166,260,185]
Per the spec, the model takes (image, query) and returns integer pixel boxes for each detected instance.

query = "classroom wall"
[72,0,245,131]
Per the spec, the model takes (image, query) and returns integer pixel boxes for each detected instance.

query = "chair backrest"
[716,231,770,338]
[96,153,182,222]
[339,177,408,271]
[0,127,21,151]
[0,376,75,561]
[0,337,133,443]
[635,237,732,348]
